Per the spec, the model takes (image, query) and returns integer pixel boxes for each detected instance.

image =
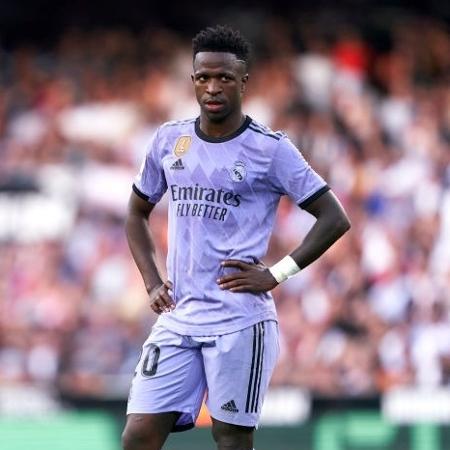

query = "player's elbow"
[334,211,351,237]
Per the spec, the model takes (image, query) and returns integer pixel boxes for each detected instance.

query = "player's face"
[192,52,248,123]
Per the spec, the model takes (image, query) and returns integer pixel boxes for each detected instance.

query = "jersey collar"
[195,115,252,143]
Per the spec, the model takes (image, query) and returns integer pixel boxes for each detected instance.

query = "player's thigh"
[211,416,254,449]
[127,325,206,430]
[203,320,279,428]
[122,412,180,450]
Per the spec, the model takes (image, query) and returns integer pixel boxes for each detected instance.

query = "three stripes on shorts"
[245,322,265,413]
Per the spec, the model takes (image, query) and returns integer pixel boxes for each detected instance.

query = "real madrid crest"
[229,160,247,183]
[174,135,192,157]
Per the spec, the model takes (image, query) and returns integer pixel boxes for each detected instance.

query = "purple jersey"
[133,116,329,335]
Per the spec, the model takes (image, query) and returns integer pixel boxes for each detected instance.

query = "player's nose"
[206,78,223,95]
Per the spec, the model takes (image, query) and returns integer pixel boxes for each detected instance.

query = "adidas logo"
[221,400,239,413]
[170,159,184,170]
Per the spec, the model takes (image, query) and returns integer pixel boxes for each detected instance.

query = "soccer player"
[122,25,350,450]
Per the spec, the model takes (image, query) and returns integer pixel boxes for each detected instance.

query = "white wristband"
[268,255,300,284]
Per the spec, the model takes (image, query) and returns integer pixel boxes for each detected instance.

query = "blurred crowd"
[0,14,449,399]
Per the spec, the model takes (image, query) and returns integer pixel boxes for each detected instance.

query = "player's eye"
[197,75,208,82]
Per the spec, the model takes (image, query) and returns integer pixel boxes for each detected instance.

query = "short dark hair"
[192,25,251,66]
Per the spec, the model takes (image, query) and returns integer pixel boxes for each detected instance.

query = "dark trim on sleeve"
[298,185,331,209]
[172,423,195,433]
[132,184,150,201]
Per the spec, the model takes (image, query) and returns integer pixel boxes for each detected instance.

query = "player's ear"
[241,74,249,93]
[191,74,195,84]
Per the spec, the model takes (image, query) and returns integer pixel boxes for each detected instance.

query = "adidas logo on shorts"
[221,399,239,413]
[170,159,184,170]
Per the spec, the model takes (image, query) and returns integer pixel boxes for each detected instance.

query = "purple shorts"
[126,320,279,430]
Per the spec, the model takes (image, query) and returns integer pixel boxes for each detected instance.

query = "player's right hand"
[147,281,175,314]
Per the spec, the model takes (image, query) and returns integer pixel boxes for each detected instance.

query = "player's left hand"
[217,259,278,293]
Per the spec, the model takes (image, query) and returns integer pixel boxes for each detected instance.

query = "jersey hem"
[156,311,278,336]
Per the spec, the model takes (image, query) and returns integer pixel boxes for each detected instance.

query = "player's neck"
[199,112,246,138]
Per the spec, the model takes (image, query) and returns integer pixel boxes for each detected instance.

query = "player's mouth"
[204,100,225,113]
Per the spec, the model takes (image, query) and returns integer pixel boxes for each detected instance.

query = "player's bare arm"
[125,191,175,314]
[290,189,350,269]
[217,190,350,293]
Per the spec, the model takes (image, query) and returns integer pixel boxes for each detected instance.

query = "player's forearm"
[290,211,350,270]
[125,212,163,293]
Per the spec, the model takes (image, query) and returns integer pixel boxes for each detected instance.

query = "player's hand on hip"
[217,259,278,293]
[148,281,175,314]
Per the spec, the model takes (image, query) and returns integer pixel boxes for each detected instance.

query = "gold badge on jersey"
[174,135,192,157]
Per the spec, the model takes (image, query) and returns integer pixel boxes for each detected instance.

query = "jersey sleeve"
[133,128,167,203]
[267,137,329,208]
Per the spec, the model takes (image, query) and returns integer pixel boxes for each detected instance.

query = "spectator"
[0,14,448,398]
